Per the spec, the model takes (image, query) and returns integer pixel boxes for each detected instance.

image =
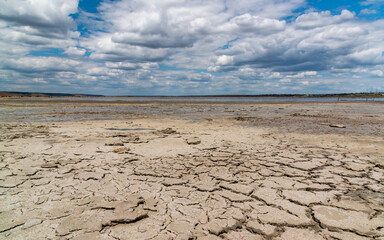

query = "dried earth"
[0,100,383,239]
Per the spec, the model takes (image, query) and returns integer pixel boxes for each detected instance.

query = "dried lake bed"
[0,99,384,239]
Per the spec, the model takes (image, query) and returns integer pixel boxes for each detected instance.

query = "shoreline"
[1,97,384,105]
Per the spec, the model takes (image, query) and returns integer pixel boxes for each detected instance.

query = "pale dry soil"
[0,103,384,240]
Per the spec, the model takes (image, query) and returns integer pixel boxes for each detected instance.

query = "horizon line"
[1,91,384,98]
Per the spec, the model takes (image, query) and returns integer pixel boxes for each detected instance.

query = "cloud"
[96,0,226,49]
[105,62,158,71]
[65,47,86,56]
[279,78,291,83]
[219,14,286,35]
[371,70,383,77]
[360,0,384,6]
[224,0,305,18]
[216,55,234,66]
[86,0,377,79]
[2,56,83,74]
[1,0,384,95]
[347,48,384,65]
[0,0,80,72]
[77,1,384,95]
[359,8,377,15]
[86,36,171,62]
[270,72,281,79]
[0,0,78,39]
[287,71,317,78]
[84,0,302,65]
[208,9,381,74]
[188,72,213,82]
[295,10,355,29]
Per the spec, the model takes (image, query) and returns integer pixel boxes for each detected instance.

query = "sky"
[0,0,383,96]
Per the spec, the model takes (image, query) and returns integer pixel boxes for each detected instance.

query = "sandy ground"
[0,100,384,240]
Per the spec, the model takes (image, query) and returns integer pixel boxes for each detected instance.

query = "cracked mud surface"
[0,100,384,239]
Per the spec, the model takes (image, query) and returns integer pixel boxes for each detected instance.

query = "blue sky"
[0,0,383,95]
[79,0,102,13]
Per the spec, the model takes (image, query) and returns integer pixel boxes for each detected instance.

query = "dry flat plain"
[0,99,384,240]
